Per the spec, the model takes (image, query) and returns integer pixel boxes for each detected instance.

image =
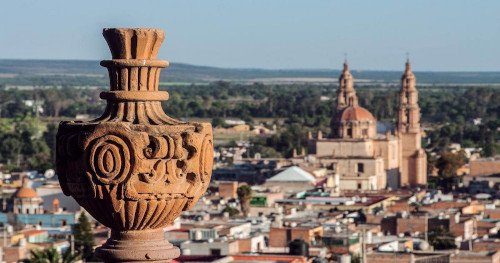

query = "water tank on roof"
[6,225,13,234]
[19,238,26,247]
[195,230,202,240]
[366,231,372,243]
[416,241,430,251]
[339,254,351,263]
[289,239,309,257]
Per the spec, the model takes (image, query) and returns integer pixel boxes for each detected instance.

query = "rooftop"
[340,105,376,122]
[267,166,316,182]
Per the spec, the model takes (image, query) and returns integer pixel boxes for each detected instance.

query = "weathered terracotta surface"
[56,28,213,262]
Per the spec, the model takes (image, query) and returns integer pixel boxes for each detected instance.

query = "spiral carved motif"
[88,135,132,185]
[200,135,214,184]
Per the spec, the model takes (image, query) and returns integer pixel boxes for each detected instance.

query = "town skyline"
[0,2,498,262]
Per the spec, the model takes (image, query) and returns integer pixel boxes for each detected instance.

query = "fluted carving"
[56,28,213,262]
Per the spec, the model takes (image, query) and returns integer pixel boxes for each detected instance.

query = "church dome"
[15,187,38,199]
[340,106,375,122]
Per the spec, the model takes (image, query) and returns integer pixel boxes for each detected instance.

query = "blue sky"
[1,0,499,71]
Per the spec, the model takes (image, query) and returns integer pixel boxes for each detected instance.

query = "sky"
[1,0,499,71]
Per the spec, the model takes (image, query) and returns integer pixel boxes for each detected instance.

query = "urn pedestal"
[56,28,213,262]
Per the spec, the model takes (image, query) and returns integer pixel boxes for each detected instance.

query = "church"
[306,60,427,190]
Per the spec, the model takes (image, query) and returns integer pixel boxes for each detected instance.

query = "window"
[362,129,368,136]
[357,183,362,190]
[347,128,352,138]
[357,163,364,173]
[210,249,221,256]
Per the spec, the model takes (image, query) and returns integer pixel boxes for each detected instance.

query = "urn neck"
[95,28,182,125]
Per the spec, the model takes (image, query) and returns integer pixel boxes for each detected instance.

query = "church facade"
[307,61,427,190]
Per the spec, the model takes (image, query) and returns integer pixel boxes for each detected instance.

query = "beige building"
[218,181,239,199]
[307,61,427,190]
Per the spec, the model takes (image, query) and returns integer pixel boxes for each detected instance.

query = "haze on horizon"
[1,0,499,72]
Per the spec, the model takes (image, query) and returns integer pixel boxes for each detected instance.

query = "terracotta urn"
[56,28,213,262]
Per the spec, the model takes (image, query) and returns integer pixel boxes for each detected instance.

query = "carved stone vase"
[56,28,213,262]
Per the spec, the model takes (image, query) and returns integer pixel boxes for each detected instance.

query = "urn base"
[96,229,180,262]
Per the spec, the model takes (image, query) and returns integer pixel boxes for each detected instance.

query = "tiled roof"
[340,106,375,122]
[15,187,38,198]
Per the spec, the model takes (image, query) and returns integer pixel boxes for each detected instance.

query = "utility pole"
[361,228,367,263]
[0,227,4,263]
[70,234,75,254]
[3,226,6,247]
[424,213,428,242]
[345,222,349,257]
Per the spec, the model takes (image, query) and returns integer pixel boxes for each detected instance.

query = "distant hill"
[1,59,500,86]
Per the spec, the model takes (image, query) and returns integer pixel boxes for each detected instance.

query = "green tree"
[428,226,457,250]
[0,133,23,166]
[22,247,80,263]
[24,248,59,263]
[248,142,282,158]
[435,151,465,191]
[17,115,46,139]
[41,88,71,117]
[351,254,361,263]
[237,185,252,216]
[483,133,495,157]
[44,123,58,163]
[222,205,240,217]
[61,249,81,263]
[0,118,14,134]
[212,117,225,128]
[73,212,95,259]
[26,143,52,171]
[436,151,465,177]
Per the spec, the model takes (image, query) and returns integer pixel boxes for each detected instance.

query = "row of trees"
[426,121,499,155]
[1,83,498,124]
[0,116,56,172]
[0,82,497,171]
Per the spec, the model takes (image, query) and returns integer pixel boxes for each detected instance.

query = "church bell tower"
[336,61,358,111]
[397,59,427,187]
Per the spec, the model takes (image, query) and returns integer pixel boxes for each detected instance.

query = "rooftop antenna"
[344,53,348,64]
[406,52,410,63]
